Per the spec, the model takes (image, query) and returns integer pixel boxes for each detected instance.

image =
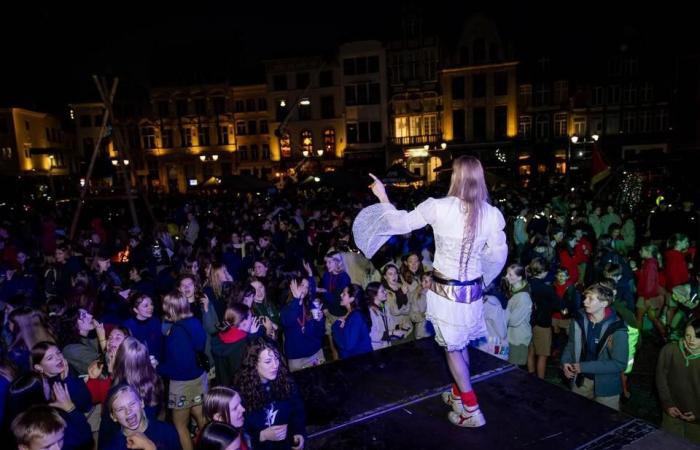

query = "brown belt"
[429,270,484,304]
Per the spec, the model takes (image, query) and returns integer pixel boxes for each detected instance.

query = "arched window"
[280,132,291,158]
[301,130,313,155]
[323,128,335,155]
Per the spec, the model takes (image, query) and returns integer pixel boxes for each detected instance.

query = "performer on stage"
[352,156,507,427]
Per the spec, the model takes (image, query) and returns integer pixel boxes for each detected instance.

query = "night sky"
[1,2,693,113]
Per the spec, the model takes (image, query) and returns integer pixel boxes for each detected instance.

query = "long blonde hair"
[447,156,489,279]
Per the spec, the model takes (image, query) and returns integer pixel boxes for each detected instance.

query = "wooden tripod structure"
[69,76,156,240]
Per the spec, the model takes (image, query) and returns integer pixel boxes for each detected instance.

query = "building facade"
[0,107,77,195]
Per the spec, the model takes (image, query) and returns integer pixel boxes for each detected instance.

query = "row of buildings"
[1,13,697,193]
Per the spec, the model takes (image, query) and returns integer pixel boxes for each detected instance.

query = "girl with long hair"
[280,273,325,372]
[112,337,164,412]
[502,264,532,367]
[233,338,305,450]
[30,341,92,414]
[210,303,263,387]
[58,307,105,376]
[160,292,208,450]
[94,337,164,446]
[354,156,508,427]
[177,272,210,323]
[202,386,248,450]
[249,278,279,340]
[381,264,413,341]
[365,281,404,350]
[331,284,372,359]
[204,262,235,317]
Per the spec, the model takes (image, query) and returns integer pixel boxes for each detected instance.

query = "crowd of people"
[0,168,698,449]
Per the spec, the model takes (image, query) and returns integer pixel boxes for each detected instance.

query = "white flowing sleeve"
[481,206,508,286]
[352,198,437,259]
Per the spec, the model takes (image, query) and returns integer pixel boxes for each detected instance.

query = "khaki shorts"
[168,372,208,410]
[552,318,571,334]
[530,325,552,356]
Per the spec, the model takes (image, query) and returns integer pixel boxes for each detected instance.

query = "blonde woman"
[354,156,507,427]
[160,292,208,450]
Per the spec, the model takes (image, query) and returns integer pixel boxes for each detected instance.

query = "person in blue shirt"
[31,342,92,414]
[318,252,351,318]
[0,349,15,429]
[234,338,306,450]
[102,384,181,450]
[123,293,163,364]
[281,274,325,372]
[159,293,207,450]
[332,284,372,359]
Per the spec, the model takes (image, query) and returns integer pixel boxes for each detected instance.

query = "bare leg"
[527,343,536,374]
[191,404,206,429]
[445,349,472,393]
[635,307,645,332]
[621,373,630,399]
[172,408,193,450]
[536,355,547,379]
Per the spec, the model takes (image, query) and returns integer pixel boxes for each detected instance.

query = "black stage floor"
[292,338,698,450]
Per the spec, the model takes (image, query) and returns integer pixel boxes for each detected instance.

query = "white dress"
[352,197,508,351]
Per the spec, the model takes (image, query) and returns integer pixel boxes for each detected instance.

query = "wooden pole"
[69,78,118,240]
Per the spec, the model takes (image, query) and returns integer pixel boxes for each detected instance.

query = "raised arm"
[353,175,437,259]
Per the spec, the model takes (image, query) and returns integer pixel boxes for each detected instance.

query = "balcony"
[389,134,442,146]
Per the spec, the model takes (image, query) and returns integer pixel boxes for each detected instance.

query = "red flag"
[590,143,610,187]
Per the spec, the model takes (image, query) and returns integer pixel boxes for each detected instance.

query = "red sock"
[460,390,478,408]
[451,384,461,397]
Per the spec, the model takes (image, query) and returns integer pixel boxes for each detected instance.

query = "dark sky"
[1,1,693,113]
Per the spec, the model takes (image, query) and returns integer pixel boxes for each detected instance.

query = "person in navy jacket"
[332,284,372,359]
[30,342,92,414]
[234,338,306,450]
[281,269,325,371]
[159,292,207,450]
[123,293,163,363]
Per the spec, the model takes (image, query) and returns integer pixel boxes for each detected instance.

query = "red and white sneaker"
[441,391,464,413]
[448,407,486,428]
